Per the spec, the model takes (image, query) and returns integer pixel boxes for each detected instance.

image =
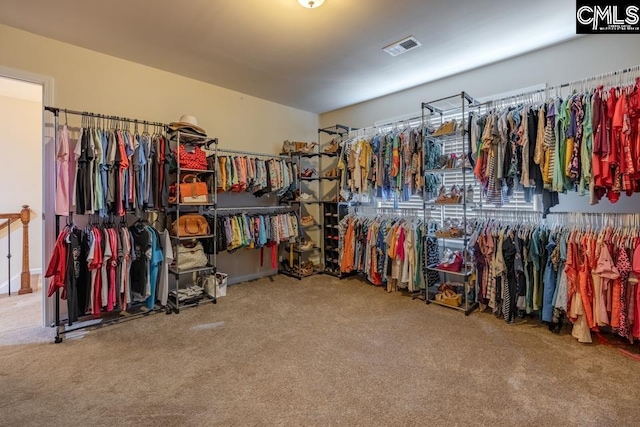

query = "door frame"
[0,66,55,327]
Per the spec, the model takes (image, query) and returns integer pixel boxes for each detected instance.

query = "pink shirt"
[55,125,71,216]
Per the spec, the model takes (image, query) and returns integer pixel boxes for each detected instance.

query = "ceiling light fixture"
[298,0,324,8]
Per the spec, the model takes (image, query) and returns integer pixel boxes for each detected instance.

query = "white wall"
[0,95,42,294]
[0,24,319,307]
[320,34,640,214]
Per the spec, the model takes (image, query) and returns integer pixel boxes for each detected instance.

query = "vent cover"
[382,36,422,57]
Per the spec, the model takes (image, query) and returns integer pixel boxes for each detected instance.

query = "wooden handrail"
[0,217,21,233]
[1,206,32,295]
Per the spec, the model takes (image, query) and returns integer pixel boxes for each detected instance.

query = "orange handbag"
[171,214,210,237]
[179,174,209,204]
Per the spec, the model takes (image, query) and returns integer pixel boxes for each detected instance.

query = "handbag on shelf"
[174,241,209,271]
[171,213,210,237]
[179,174,209,204]
[198,272,228,298]
[175,144,208,170]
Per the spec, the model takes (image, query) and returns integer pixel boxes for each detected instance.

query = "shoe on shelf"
[294,141,308,152]
[434,184,463,204]
[299,142,318,153]
[299,239,316,251]
[282,140,293,154]
[301,168,316,178]
[301,215,315,226]
[324,167,339,178]
[297,192,313,202]
[300,261,316,275]
[324,139,340,154]
[431,120,457,137]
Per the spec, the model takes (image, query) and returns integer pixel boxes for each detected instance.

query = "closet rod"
[216,148,289,159]
[546,211,640,216]
[348,206,424,216]
[44,106,167,127]
[480,64,640,107]
[215,206,296,213]
[474,208,543,214]
[350,115,423,138]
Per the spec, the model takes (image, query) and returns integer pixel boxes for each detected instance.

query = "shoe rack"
[421,92,480,316]
[318,124,351,275]
[279,147,322,279]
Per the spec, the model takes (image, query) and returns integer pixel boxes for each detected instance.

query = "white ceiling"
[0,0,577,113]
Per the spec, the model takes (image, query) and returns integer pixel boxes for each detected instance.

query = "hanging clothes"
[45,220,168,322]
[201,210,301,269]
[338,213,435,292]
[71,120,171,216]
[472,79,640,210]
[215,155,297,198]
[471,215,640,344]
[338,126,427,202]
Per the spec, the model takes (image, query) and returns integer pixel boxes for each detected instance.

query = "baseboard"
[0,268,42,294]
[226,270,277,286]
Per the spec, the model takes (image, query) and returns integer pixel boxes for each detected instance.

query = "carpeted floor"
[1,275,639,426]
[0,275,44,345]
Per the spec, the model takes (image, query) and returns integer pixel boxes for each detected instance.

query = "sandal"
[324,168,339,178]
[282,140,293,154]
[297,192,313,201]
[301,168,316,178]
[299,142,318,153]
[301,215,314,226]
[300,240,316,251]
[324,139,340,154]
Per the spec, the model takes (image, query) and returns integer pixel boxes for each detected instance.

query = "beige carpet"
[0,275,44,345]
[0,275,639,426]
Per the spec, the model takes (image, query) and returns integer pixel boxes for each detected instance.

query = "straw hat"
[168,114,206,135]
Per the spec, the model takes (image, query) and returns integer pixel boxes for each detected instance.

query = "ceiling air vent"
[383,36,422,57]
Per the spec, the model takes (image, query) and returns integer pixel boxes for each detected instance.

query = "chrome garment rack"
[215,206,297,215]
[44,106,167,127]
[217,148,289,159]
[45,107,172,343]
[478,64,640,108]
[546,212,640,228]
[348,206,425,218]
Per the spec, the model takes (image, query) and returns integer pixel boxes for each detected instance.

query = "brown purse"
[171,214,210,237]
[179,174,209,204]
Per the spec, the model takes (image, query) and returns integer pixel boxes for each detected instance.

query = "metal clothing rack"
[215,206,296,215]
[44,106,167,127]
[347,206,425,218]
[474,208,544,222]
[45,107,171,343]
[213,148,297,283]
[476,64,640,109]
[217,148,290,159]
[545,211,640,228]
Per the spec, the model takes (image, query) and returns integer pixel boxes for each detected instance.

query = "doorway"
[0,75,45,344]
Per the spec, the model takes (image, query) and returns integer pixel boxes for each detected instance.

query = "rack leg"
[465,302,479,316]
[54,288,63,343]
